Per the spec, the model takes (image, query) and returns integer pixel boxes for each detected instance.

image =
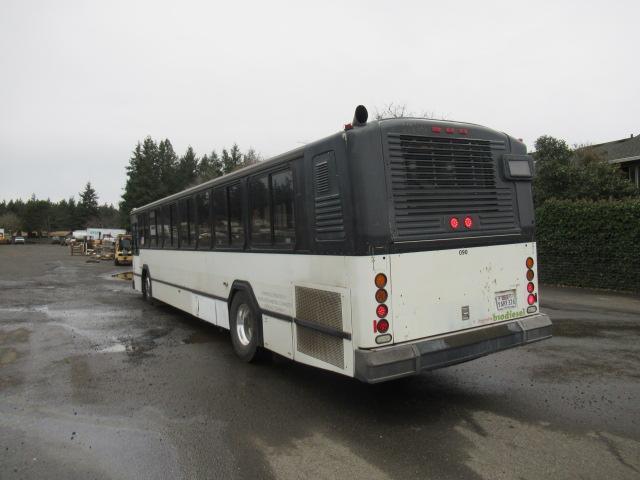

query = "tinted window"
[213,187,229,247]
[228,184,244,247]
[272,169,295,245]
[250,175,271,245]
[160,204,170,248]
[169,203,178,247]
[141,213,149,248]
[196,191,211,249]
[149,210,157,247]
[188,197,196,247]
[131,216,139,254]
[178,198,195,248]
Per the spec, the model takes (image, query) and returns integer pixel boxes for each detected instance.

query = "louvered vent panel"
[295,286,344,369]
[387,133,517,240]
[315,161,330,195]
[313,154,345,240]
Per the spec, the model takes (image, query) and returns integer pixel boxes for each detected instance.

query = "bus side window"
[196,191,211,249]
[213,187,229,247]
[158,205,166,248]
[188,197,196,248]
[272,169,295,246]
[169,203,178,247]
[250,174,271,245]
[229,184,244,248]
[149,210,157,248]
[140,212,149,248]
[179,198,195,249]
[131,215,138,254]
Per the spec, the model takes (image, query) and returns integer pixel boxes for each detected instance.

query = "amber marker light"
[375,289,388,303]
[375,273,387,288]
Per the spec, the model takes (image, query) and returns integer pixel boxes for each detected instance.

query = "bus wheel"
[229,291,261,362]
[142,272,153,303]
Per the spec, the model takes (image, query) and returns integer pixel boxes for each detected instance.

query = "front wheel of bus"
[229,291,262,362]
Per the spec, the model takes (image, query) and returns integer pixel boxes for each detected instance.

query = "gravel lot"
[1,245,639,479]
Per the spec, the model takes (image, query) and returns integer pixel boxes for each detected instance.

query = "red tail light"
[376,304,388,318]
[376,318,389,333]
[449,217,460,229]
[527,294,537,305]
[527,282,535,293]
[463,216,473,229]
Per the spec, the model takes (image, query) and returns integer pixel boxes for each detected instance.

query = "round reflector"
[526,257,534,269]
[449,217,460,229]
[376,304,388,318]
[374,273,387,288]
[527,282,535,293]
[376,318,389,333]
[464,216,473,229]
[526,269,535,281]
[527,293,537,305]
[375,289,388,303]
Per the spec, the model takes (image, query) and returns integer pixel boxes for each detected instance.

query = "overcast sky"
[1,0,638,206]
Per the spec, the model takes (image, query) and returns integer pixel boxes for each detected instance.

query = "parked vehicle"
[50,236,61,244]
[13,236,25,244]
[129,105,551,383]
[114,234,133,265]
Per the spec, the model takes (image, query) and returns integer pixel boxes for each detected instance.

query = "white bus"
[131,106,551,383]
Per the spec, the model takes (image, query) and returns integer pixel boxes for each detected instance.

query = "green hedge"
[535,198,640,292]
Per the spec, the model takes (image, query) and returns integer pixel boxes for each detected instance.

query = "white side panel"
[196,295,217,325]
[216,301,229,330]
[262,316,293,359]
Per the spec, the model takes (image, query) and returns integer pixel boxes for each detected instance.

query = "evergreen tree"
[120,138,161,227]
[242,148,262,167]
[78,182,99,227]
[157,139,179,196]
[176,146,199,189]
[198,150,223,181]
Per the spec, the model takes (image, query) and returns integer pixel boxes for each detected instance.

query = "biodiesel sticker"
[493,309,525,322]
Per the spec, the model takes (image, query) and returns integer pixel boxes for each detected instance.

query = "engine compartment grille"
[295,286,344,369]
[387,133,518,240]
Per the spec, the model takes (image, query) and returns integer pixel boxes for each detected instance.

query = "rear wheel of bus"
[229,291,262,362]
[141,271,153,303]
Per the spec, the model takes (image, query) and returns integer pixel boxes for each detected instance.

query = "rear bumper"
[354,313,551,383]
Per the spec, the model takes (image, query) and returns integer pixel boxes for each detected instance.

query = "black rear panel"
[386,132,519,241]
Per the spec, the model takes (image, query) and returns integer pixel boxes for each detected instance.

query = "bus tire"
[229,291,262,363]
[141,270,153,303]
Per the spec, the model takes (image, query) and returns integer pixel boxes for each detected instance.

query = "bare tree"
[374,102,437,120]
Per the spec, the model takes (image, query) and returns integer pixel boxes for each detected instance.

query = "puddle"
[111,271,133,281]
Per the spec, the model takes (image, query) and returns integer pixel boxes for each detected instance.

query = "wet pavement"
[1,245,639,479]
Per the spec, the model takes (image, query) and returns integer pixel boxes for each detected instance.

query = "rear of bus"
[349,118,551,383]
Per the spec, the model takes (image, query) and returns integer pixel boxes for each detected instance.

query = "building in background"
[587,134,640,187]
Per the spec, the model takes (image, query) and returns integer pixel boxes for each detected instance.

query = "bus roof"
[131,116,506,214]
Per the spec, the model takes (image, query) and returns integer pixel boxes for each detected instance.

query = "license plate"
[495,290,517,310]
